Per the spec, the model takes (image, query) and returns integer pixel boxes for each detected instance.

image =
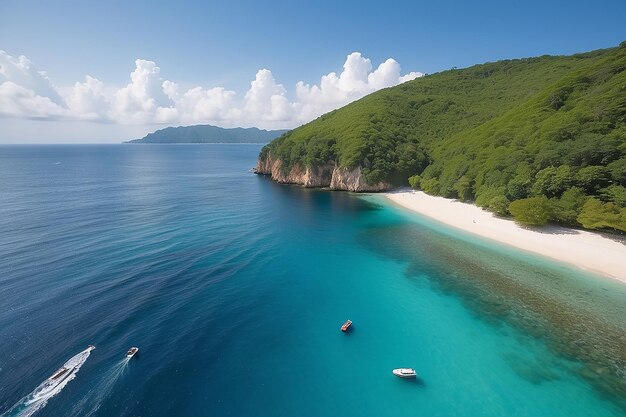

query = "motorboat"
[341,320,352,332]
[392,368,417,378]
[126,347,139,359]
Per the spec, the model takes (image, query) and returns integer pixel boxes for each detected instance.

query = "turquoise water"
[0,144,624,417]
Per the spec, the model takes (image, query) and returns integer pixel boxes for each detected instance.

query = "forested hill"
[259,42,626,233]
[128,125,288,143]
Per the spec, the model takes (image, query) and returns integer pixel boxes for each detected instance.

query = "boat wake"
[1,347,94,417]
[68,358,129,417]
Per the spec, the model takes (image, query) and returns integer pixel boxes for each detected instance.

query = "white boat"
[392,368,417,378]
[48,346,95,381]
[37,345,95,396]
[126,347,139,359]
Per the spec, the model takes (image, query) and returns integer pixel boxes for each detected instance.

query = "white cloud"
[243,69,293,123]
[68,75,109,121]
[175,86,240,123]
[0,50,423,129]
[0,51,69,119]
[400,71,422,83]
[0,51,65,105]
[110,59,176,124]
[295,52,423,123]
[0,81,68,119]
[369,58,404,89]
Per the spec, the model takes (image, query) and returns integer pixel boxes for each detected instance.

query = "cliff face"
[255,153,392,192]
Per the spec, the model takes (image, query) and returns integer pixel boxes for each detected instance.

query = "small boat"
[126,347,139,359]
[341,320,352,332]
[392,368,417,378]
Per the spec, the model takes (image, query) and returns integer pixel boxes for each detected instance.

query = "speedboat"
[392,368,417,378]
[126,347,139,359]
[341,320,352,332]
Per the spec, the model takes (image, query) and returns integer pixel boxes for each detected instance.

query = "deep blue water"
[0,144,625,417]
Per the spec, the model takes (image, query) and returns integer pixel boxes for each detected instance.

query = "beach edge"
[384,189,626,283]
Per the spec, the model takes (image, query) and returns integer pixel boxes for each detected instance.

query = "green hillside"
[259,42,626,232]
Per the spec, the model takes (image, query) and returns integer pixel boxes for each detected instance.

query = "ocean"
[0,144,624,417]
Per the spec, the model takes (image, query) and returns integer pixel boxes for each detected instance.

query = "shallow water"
[0,144,624,417]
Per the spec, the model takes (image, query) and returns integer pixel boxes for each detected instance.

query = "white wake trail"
[1,346,94,417]
[68,358,129,417]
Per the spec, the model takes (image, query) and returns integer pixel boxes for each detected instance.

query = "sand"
[384,190,626,283]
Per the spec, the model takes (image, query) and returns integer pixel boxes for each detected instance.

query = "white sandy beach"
[385,190,626,283]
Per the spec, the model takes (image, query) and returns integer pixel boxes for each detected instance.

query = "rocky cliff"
[255,153,391,192]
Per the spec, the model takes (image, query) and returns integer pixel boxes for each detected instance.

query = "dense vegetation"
[260,42,626,233]
[129,125,287,143]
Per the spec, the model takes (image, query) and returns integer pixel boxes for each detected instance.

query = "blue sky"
[0,0,625,143]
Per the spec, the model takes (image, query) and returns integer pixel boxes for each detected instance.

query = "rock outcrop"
[255,153,392,192]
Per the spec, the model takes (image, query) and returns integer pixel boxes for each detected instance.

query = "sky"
[0,0,625,143]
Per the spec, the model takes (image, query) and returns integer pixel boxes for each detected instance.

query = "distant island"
[257,42,626,233]
[128,124,289,144]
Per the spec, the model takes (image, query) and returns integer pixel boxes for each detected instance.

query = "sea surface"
[0,144,625,417]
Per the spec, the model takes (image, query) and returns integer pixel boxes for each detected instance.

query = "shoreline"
[384,189,626,283]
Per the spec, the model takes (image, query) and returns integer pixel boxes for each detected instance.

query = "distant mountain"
[128,125,289,144]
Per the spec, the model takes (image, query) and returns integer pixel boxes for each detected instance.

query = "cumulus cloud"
[0,51,68,119]
[0,50,423,128]
[0,81,68,119]
[173,85,240,123]
[111,59,177,124]
[243,69,293,122]
[68,75,109,121]
[295,53,423,123]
